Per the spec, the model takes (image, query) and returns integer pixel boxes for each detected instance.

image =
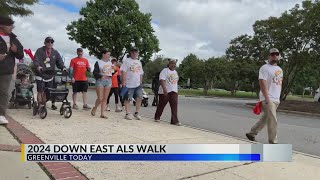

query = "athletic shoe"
[0,116,8,125]
[133,112,141,120]
[83,104,91,110]
[125,114,132,120]
[73,104,79,110]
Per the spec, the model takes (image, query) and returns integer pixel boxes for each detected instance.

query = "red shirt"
[70,57,90,81]
[111,67,120,88]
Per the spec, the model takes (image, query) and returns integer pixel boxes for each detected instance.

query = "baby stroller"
[9,63,35,109]
[133,88,149,107]
[33,70,72,119]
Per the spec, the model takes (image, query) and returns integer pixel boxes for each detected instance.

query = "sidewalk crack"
[177,162,254,180]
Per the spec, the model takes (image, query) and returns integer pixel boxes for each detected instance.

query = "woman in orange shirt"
[106,58,122,112]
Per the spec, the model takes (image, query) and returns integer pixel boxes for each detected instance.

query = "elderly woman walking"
[91,49,113,119]
[154,59,181,126]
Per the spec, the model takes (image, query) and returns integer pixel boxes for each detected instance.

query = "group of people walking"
[0,15,283,144]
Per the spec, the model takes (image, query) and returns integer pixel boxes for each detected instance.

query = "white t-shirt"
[120,58,144,88]
[258,64,283,103]
[1,35,10,52]
[97,60,114,77]
[158,68,179,94]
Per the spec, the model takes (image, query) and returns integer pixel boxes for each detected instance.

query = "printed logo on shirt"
[129,62,141,73]
[273,70,283,86]
[76,61,87,66]
[168,74,179,84]
[102,64,112,75]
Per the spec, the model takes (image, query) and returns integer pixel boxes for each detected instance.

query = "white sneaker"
[125,114,133,120]
[133,113,141,120]
[0,116,8,125]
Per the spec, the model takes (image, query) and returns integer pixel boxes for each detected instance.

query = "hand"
[62,68,67,72]
[72,78,75,83]
[265,97,270,104]
[163,89,168,96]
[37,66,43,73]
[0,54,6,61]
[12,74,16,80]
[10,44,17,53]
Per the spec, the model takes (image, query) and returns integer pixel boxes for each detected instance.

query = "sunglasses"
[45,41,54,44]
[270,52,279,56]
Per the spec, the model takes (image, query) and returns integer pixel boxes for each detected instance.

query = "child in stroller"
[9,65,35,109]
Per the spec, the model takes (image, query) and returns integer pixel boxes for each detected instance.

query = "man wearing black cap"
[69,48,91,110]
[0,16,24,124]
[120,47,144,120]
[33,37,66,110]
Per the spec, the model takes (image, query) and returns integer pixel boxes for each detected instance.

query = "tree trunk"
[203,80,210,96]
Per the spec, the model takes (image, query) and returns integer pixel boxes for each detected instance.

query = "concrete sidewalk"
[0,125,50,180]
[4,103,320,180]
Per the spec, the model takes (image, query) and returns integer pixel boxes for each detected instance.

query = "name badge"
[45,58,51,68]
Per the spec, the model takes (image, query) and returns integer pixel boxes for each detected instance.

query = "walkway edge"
[4,115,89,180]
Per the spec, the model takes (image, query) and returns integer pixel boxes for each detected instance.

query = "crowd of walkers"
[0,15,283,144]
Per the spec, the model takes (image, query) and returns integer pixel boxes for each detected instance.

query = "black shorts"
[72,81,88,93]
[36,80,53,92]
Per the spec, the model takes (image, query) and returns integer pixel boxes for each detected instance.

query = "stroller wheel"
[28,102,32,109]
[39,106,47,119]
[59,107,64,115]
[33,102,38,116]
[9,102,15,109]
[64,107,72,119]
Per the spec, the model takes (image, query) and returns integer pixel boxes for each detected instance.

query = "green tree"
[0,0,39,17]
[144,55,168,82]
[66,0,160,64]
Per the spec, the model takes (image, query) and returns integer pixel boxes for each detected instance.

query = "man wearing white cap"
[246,48,283,144]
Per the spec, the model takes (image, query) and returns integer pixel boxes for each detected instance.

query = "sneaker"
[246,133,255,141]
[133,112,141,120]
[171,122,182,126]
[73,104,79,110]
[115,106,122,112]
[125,114,133,120]
[106,107,111,111]
[51,105,58,110]
[83,104,91,110]
[0,116,8,125]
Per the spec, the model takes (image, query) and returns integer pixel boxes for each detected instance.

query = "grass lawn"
[144,88,314,101]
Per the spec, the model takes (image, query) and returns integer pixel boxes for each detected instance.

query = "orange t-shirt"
[111,66,120,88]
[70,57,90,81]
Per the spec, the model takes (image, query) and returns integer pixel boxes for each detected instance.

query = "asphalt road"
[84,89,320,157]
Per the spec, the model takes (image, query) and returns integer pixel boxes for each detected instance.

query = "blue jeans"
[127,85,143,101]
[96,78,112,88]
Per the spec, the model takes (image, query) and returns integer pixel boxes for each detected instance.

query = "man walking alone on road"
[246,48,283,144]
[70,48,91,110]
[0,16,24,125]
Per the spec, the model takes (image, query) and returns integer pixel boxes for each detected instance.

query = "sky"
[12,0,303,68]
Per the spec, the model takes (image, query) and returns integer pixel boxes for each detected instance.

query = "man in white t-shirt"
[246,48,283,144]
[154,58,181,126]
[120,47,144,120]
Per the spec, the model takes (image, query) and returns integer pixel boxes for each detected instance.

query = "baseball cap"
[130,47,139,52]
[77,48,83,52]
[168,58,178,63]
[45,37,54,43]
[269,48,279,54]
[0,16,14,26]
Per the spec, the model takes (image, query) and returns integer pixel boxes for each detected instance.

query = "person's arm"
[86,59,91,72]
[120,61,127,86]
[258,66,270,103]
[159,69,167,95]
[69,59,74,81]
[33,49,42,72]
[8,38,24,59]
[140,62,144,85]
[12,61,17,80]
[93,61,102,80]
[55,51,65,70]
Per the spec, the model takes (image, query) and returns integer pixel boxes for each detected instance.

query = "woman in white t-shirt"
[92,49,114,119]
[154,59,181,126]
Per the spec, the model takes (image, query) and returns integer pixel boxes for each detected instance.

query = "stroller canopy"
[16,63,35,82]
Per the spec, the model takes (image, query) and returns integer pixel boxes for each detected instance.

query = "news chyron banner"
[21,144,292,162]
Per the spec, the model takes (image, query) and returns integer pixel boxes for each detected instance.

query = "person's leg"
[134,86,143,119]
[124,88,135,120]
[168,92,179,125]
[119,87,125,107]
[114,87,121,112]
[154,94,169,122]
[72,82,78,109]
[92,86,103,116]
[101,86,111,117]
[267,102,279,144]
[82,81,90,109]
[0,75,12,123]
[247,101,269,141]
[106,88,114,111]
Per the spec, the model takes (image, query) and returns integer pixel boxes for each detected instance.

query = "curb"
[4,116,89,180]
[0,144,21,152]
[246,104,320,118]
